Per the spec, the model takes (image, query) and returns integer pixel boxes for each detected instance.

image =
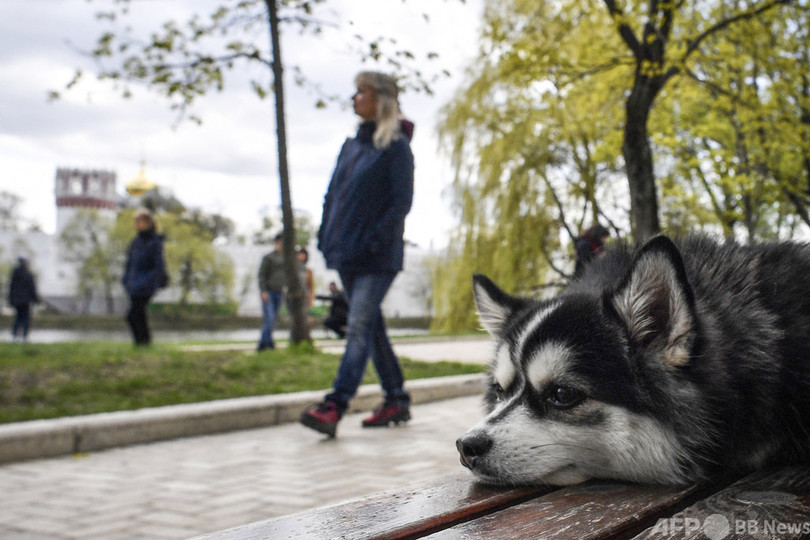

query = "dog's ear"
[607,236,697,367]
[472,274,525,336]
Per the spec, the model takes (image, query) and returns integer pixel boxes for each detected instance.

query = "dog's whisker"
[528,443,600,454]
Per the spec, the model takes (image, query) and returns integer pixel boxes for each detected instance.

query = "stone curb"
[0,373,485,465]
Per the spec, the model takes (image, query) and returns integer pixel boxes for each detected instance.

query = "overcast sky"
[0,0,484,249]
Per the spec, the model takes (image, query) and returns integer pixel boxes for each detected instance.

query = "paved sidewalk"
[0,396,486,540]
[0,337,494,540]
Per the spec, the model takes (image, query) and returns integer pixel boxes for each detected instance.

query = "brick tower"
[54,167,119,236]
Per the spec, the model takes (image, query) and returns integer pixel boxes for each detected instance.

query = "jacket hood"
[137,228,163,241]
[400,118,415,141]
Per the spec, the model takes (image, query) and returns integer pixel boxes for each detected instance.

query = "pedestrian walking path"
[1,396,485,540]
[0,338,493,540]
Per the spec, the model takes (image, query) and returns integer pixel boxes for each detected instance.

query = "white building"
[1,168,433,319]
[2,168,121,313]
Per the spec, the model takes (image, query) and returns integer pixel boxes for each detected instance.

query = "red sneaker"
[362,403,411,428]
[300,401,341,437]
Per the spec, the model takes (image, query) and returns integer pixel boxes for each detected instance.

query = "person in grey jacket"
[257,233,286,351]
[8,256,39,343]
[300,71,415,437]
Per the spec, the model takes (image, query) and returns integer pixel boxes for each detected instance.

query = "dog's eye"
[546,385,585,409]
[491,382,506,400]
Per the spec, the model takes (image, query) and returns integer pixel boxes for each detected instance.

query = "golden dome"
[126,163,157,196]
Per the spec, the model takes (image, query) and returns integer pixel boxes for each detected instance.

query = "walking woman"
[122,208,167,346]
[300,71,415,437]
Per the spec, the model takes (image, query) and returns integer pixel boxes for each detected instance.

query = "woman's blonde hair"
[355,71,402,150]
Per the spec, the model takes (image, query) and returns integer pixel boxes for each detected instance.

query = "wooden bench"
[198,466,810,539]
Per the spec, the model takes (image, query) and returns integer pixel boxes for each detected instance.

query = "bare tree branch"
[683,0,792,60]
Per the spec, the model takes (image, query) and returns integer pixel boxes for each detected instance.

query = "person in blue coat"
[8,256,39,343]
[121,208,167,346]
[300,71,415,437]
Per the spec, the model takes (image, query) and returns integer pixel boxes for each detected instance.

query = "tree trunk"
[180,259,192,306]
[105,281,115,314]
[266,0,310,344]
[607,1,791,241]
[623,78,661,241]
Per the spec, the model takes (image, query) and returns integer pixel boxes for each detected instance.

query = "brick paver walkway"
[0,395,485,540]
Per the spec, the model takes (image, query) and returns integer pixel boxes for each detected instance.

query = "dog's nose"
[456,431,493,469]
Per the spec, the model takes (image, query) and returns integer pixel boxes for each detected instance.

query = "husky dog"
[456,235,810,486]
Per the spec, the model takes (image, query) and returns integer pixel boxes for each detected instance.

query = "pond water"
[1,327,426,344]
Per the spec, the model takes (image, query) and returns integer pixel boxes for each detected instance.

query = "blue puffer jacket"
[122,229,167,298]
[318,121,414,274]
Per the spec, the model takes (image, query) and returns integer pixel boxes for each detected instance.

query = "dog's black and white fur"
[457,235,810,486]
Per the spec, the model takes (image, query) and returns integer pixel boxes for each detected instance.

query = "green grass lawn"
[0,342,485,424]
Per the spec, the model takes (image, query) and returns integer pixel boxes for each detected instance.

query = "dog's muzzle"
[456,431,493,470]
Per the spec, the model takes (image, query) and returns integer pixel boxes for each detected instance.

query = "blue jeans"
[259,290,283,349]
[326,271,410,412]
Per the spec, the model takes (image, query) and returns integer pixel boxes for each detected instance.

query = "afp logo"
[650,514,731,540]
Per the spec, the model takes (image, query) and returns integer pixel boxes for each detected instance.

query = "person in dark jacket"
[257,233,286,351]
[121,208,167,346]
[316,281,348,338]
[574,224,610,278]
[8,256,39,343]
[300,71,415,437]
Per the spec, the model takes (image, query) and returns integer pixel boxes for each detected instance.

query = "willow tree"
[433,1,629,332]
[433,0,804,332]
[56,0,449,343]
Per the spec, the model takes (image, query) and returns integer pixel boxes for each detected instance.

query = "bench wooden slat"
[421,481,704,540]
[631,466,810,539]
[197,465,810,539]
[197,472,545,540]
